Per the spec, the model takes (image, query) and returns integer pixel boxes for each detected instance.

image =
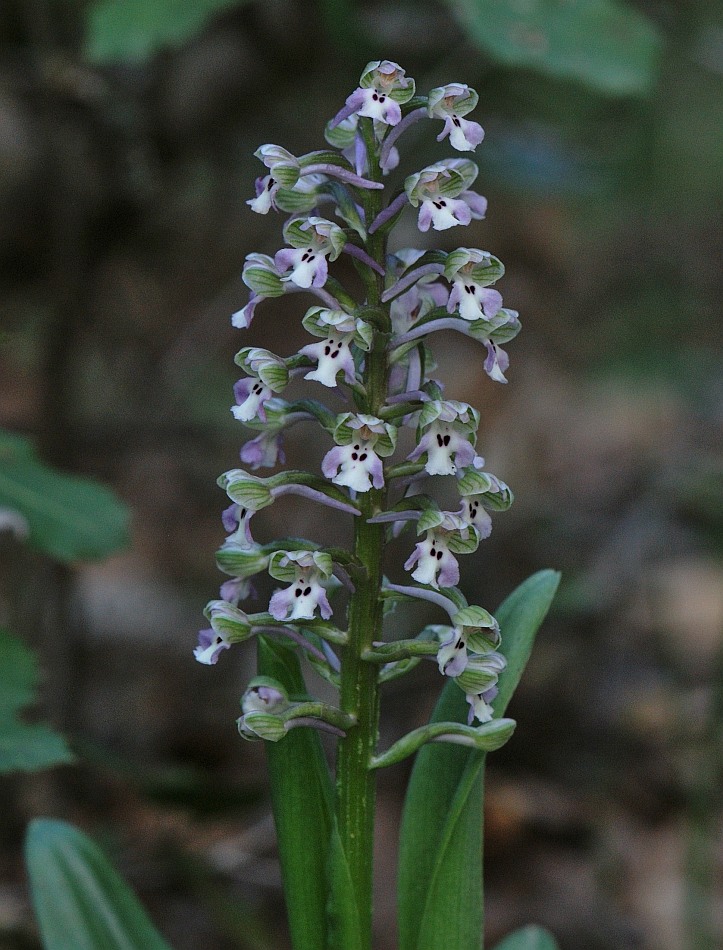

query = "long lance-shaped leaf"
[25,818,172,950]
[325,821,362,950]
[398,570,560,950]
[257,636,335,950]
[492,925,561,950]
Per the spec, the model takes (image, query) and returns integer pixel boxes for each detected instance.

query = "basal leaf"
[398,570,560,950]
[0,430,129,562]
[0,629,73,774]
[84,0,249,64]
[450,0,663,96]
[257,637,334,950]
[492,925,561,950]
[25,819,172,950]
[325,821,362,950]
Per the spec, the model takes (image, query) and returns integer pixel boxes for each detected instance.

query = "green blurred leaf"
[493,925,561,950]
[0,629,73,774]
[84,0,248,64]
[25,818,172,950]
[449,0,663,96]
[0,430,129,562]
[257,637,334,950]
[398,570,560,950]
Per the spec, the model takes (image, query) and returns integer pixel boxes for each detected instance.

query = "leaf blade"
[257,637,335,950]
[398,570,560,950]
[0,431,129,562]
[0,629,74,774]
[449,0,663,96]
[25,818,172,950]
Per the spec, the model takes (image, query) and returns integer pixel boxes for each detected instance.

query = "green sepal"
[283,217,346,260]
[467,309,522,345]
[457,468,514,511]
[417,399,479,433]
[455,656,503,695]
[274,186,320,214]
[444,249,505,286]
[203,600,252,641]
[234,347,289,391]
[253,144,300,186]
[324,117,356,150]
[427,84,478,117]
[452,605,500,653]
[214,542,269,578]
[238,711,287,741]
[242,254,285,297]
[359,60,415,103]
[370,718,515,769]
[25,819,172,950]
[268,549,334,583]
[218,470,273,511]
[332,413,397,457]
[257,637,334,950]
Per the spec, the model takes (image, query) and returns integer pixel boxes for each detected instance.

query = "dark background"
[0,1,721,948]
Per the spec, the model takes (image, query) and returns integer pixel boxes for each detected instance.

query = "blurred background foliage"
[0,0,720,948]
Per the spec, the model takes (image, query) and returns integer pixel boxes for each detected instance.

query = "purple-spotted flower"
[407,400,479,476]
[404,532,460,589]
[268,550,334,621]
[299,307,372,388]
[233,253,286,329]
[322,414,396,493]
[436,607,502,678]
[232,347,289,422]
[427,84,484,152]
[194,627,231,665]
[405,159,486,232]
[332,60,415,129]
[466,686,499,725]
[445,248,505,323]
[247,145,300,214]
[275,217,346,289]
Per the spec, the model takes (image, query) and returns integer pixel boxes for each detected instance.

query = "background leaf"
[492,925,561,950]
[257,637,335,950]
[0,629,73,774]
[449,0,663,96]
[25,818,172,950]
[84,0,248,63]
[0,430,129,562]
[398,570,560,950]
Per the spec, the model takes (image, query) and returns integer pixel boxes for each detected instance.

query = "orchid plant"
[198,61,560,950]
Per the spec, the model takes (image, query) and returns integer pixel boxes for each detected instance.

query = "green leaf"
[398,570,560,950]
[25,818,172,950]
[492,925,561,950]
[84,0,249,64]
[0,629,74,774]
[0,430,129,562]
[449,0,663,96]
[257,637,335,950]
[325,822,362,950]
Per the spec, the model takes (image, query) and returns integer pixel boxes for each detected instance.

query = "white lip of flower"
[322,440,383,492]
[269,568,333,621]
[404,532,459,589]
[450,278,503,322]
[461,498,492,538]
[467,692,494,723]
[248,175,278,214]
[281,246,326,289]
[231,380,272,422]
[300,334,356,387]
[410,422,476,476]
[436,627,468,676]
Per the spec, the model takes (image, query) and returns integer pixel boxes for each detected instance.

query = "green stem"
[335,117,387,950]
